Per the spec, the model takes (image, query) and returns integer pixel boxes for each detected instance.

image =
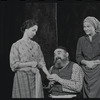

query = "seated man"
[47,46,84,98]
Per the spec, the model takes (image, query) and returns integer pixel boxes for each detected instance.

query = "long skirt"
[82,64,100,98]
[12,70,44,98]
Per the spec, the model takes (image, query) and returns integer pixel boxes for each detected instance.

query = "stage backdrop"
[57,1,100,62]
[0,2,57,98]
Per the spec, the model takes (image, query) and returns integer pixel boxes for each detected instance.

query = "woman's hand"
[47,74,52,80]
[31,67,39,73]
[31,61,37,68]
[85,60,98,69]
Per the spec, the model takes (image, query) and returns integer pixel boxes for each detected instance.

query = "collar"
[85,33,100,42]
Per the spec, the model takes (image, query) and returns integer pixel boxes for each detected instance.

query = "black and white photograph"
[1,0,100,98]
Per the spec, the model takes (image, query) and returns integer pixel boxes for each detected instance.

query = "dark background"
[1,0,100,98]
[0,1,57,98]
[57,1,100,62]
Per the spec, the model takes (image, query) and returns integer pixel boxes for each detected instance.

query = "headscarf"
[83,16,100,33]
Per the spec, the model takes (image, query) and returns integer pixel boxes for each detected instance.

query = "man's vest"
[50,61,75,95]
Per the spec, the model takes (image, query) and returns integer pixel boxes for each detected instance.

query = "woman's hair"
[20,19,38,33]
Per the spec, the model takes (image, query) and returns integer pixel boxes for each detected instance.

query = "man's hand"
[48,74,61,82]
[48,81,55,88]
[94,60,100,64]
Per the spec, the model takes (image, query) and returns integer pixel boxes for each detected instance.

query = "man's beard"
[54,57,63,69]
